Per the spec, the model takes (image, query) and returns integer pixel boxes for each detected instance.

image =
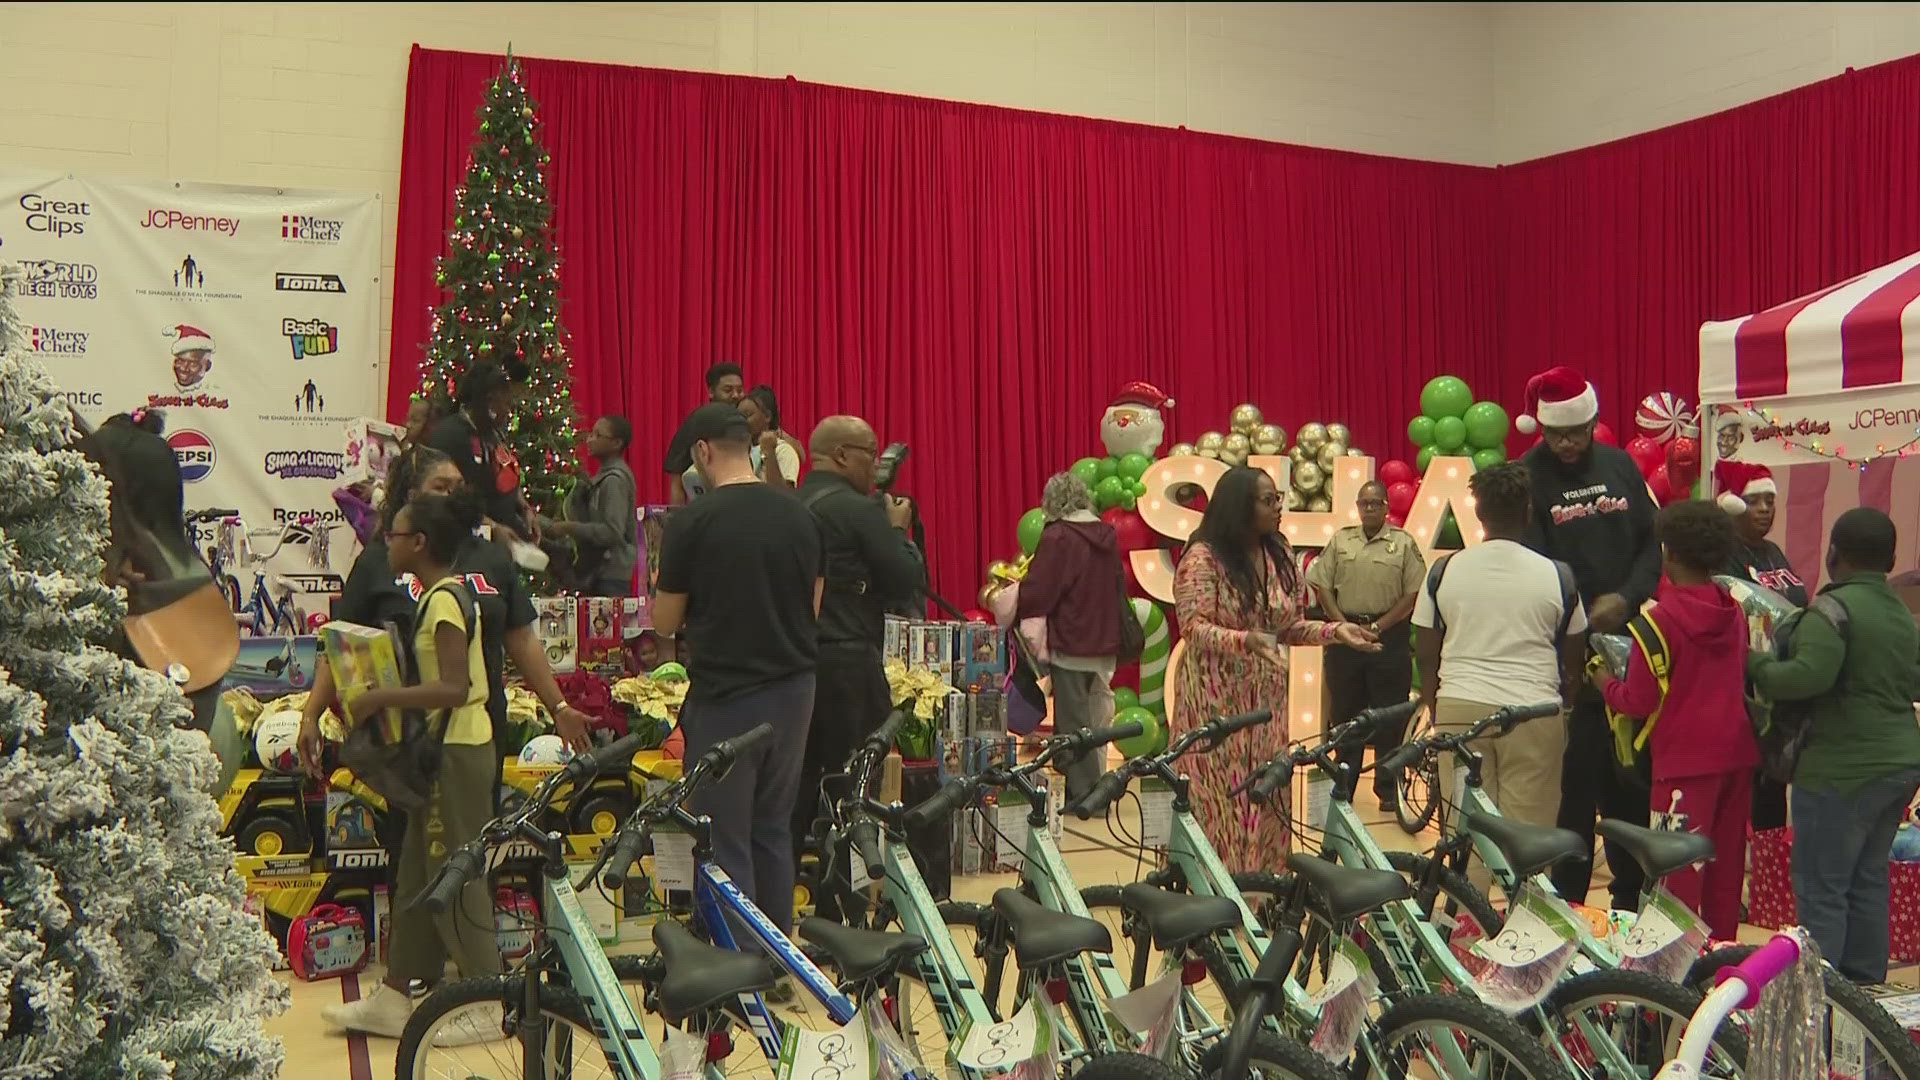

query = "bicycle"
[1683,943,1920,1080]
[1661,934,1807,1080]
[237,520,315,637]
[1259,703,1747,1078]
[185,507,242,611]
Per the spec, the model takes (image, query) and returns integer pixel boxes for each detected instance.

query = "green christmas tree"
[418,55,579,515]
[0,262,286,1076]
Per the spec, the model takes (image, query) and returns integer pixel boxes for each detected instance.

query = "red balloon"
[962,608,994,624]
[1378,459,1416,486]
[1625,435,1664,477]
[1385,481,1417,517]
[1594,422,1619,446]
[1387,511,1407,528]
[1647,463,1672,504]
[1102,507,1156,553]
[1666,436,1701,491]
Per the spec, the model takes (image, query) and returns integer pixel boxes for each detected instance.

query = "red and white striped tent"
[1699,251,1920,585]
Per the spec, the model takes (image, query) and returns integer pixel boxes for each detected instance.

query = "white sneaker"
[431,1003,506,1048]
[321,983,413,1039]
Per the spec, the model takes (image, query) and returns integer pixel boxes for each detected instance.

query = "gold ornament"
[1317,441,1346,469]
[1229,403,1264,435]
[1288,446,1309,465]
[1166,442,1197,458]
[1285,489,1306,511]
[1307,495,1332,513]
[1326,422,1351,446]
[1297,422,1328,453]
[1251,424,1286,455]
[1195,431,1226,458]
[1293,461,1324,493]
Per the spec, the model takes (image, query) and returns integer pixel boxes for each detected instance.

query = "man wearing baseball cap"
[1516,365,1662,910]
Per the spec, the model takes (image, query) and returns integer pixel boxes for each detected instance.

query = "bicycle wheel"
[1197,1029,1346,1080]
[1232,871,1399,996]
[1688,945,1920,1080]
[396,974,614,1079]
[1382,851,1505,939]
[1538,967,1745,1079]
[1396,757,1440,834]
[1069,1051,1191,1080]
[1366,992,1572,1079]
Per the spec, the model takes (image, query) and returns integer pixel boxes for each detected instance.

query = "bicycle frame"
[867,830,1000,1078]
[692,857,856,1058]
[524,858,663,1080]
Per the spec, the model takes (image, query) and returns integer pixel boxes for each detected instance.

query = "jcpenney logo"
[140,207,240,236]
[275,272,344,293]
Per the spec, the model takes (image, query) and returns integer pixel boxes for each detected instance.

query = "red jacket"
[1601,580,1759,781]
[1016,518,1124,658]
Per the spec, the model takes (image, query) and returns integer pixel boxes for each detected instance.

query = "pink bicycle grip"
[1714,934,1801,1009]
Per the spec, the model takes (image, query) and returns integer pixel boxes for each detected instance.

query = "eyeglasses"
[1357,499,1387,510]
[1256,493,1284,507]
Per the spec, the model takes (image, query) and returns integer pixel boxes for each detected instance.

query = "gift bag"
[1746,826,1796,929]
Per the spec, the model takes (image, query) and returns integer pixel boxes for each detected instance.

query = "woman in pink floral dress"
[1173,467,1378,871]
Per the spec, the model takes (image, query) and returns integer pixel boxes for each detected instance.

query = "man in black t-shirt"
[664,362,746,505]
[654,404,822,932]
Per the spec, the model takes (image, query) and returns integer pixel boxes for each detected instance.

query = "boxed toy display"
[579,596,629,675]
[316,621,404,741]
[957,622,1007,691]
[535,596,579,674]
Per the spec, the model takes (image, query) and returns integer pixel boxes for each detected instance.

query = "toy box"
[535,597,579,674]
[909,622,957,684]
[579,597,629,676]
[340,417,406,487]
[225,636,321,698]
[287,902,370,981]
[317,621,405,740]
[884,616,910,664]
[957,624,1007,692]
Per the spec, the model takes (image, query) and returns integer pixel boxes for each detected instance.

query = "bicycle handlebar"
[863,710,907,758]
[185,508,239,523]
[1714,933,1802,1009]
[1377,701,1560,775]
[1068,709,1275,818]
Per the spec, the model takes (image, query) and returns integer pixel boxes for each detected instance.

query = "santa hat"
[1110,381,1173,410]
[171,324,213,355]
[1713,460,1775,515]
[1515,365,1599,435]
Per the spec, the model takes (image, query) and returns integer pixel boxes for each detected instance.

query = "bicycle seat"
[1283,854,1411,923]
[1116,884,1239,949]
[798,917,928,983]
[991,889,1112,968]
[1595,818,1714,881]
[652,920,780,1020]
[1462,809,1587,879]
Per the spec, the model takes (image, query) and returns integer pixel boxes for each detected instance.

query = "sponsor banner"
[1703,382,1920,468]
[1,170,381,603]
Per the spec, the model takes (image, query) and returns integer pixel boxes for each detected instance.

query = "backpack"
[1751,590,1852,784]
[338,577,479,812]
[1601,613,1668,790]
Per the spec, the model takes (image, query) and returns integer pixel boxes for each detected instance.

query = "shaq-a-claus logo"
[167,429,218,482]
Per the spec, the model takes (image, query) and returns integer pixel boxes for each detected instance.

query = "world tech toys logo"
[281,214,343,244]
[282,317,339,360]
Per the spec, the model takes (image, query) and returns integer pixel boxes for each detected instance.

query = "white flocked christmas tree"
[0,261,286,1077]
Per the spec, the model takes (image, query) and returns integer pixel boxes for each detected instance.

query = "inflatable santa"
[1101,381,1174,459]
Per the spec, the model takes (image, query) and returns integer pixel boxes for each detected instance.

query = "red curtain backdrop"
[390,47,1497,602]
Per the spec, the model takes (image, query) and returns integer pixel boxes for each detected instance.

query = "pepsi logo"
[167,429,217,482]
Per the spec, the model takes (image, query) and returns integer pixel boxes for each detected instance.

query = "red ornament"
[1647,463,1673,504]
[1625,435,1664,477]
[1665,435,1701,492]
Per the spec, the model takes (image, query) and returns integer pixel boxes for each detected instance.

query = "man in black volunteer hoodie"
[1516,365,1662,911]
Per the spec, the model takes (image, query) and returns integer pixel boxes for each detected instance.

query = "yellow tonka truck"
[497,748,683,839]
[218,767,319,857]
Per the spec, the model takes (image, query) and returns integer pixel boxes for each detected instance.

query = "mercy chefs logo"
[19,193,90,238]
[167,429,217,482]
[264,449,346,480]
[283,317,338,359]
[20,259,99,300]
[281,214,342,244]
[27,326,87,355]
[275,272,345,293]
[140,207,239,236]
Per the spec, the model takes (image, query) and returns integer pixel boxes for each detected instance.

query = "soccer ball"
[254,711,304,774]
[518,733,571,765]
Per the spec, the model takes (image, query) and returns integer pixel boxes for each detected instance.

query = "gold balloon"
[1307,495,1332,513]
[1288,445,1308,465]
[1293,461,1324,493]
[1229,403,1264,435]
[1326,423,1351,446]
[1343,445,1366,457]
[1010,553,1034,579]
[1195,430,1226,458]
[1317,441,1347,469]
[1166,442,1197,458]
[1251,423,1286,455]
[1297,422,1328,453]
[1284,489,1306,511]
[1220,435,1250,466]
[978,583,1001,608]
[987,560,1015,582]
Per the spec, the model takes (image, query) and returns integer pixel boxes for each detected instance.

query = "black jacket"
[1523,441,1662,612]
[799,471,926,649]
[1723,537,1809,608]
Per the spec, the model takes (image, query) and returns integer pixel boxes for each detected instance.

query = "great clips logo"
[263,449,346,480]
[27,326,87,355]
[281,214,342,244]
[19,193,90,238]
[282,317,339,359]
[140,207,240,236]
[167,429,217,482]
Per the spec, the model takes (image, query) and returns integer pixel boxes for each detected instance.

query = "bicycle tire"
[1539,966,1746,1078]
[1368,992,1573,1080]
[396,973,607,1079]
[1396,758,1440,834]
[936,899,1010,1020]
[1382,850,1505,938]
[1687,944,1920,1080]
[1069,1051,1191,1080]
[1196,1028,1345,1080]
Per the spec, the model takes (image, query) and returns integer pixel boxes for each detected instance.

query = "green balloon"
[1117,452,1152,482]
[1096,457,1120,481]
[1421,375,1474,420]
[1114,706,1167,758]
[1118,490,1137,511]
[1463,400,1510,449]
[1129,478,1147,498]
[1070,457,1102,485]
[1094,475,1125,508]
[1111,686,1140,712]
[1433,415,1467,451]
[1471,447,1506,471]
[1408,415,1436,448]
[1017,508,1047,554]
[1416,445,1437,472]
[1436,510,1463,549]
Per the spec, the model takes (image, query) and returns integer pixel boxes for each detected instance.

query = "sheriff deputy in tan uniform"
[1305,480,1425,809]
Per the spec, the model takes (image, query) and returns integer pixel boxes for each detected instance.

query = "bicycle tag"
[1108,966,1182,1059]
[1305,772,1334,831]
[993,801,1029,871]
[1617,887,1709,984]
[847,840,876,891]
[1138,778,1174,848]
[660,1023,708,1080]
[651,825,696,892]
[1308,936,1376,1062]
[952,996,1056,1080]
[1469,884,1580,1013]
[777,1009,872,1080]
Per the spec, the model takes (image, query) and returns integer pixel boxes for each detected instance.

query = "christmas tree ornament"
[487,251,502,265]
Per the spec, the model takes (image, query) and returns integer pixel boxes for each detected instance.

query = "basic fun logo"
[19,259,99,300]
[27,326,87,356]
[282,317,339,360]
[168,429,217,482]
[275,272,345,294]
[263,449,346,481]
[281,214,343,244]
[19,193,90,238]
[140,207,239,236]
